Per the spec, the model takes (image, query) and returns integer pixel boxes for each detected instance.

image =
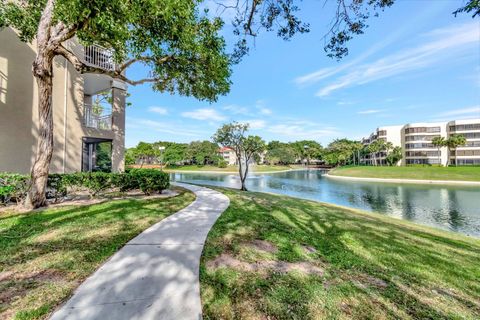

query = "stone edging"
[325,173,480,186]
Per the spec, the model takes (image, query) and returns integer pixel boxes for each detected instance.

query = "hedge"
[0,169,170,205]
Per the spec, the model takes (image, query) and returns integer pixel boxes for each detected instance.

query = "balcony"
[83,45,115,71]
[84,103,112,130]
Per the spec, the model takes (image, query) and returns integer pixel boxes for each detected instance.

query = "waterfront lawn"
[329,165,480,181]
[165,164,292,173]
[0,187,195,320]
[200,188,480,319]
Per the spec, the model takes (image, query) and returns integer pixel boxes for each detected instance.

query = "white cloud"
[266,120,340,141]
[357,109,384,115]
[181,108,226,121]
[148,106,168,115]
[259,108,272,115]
[223,104,250,115]
[302,22,479,97]
[438,106,480,117]
[241,119,266,129]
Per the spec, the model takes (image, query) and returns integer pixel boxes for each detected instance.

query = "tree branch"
[55,45,167,87]
[117,55,173,72]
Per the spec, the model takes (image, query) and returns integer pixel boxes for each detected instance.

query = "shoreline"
[164,167,319,175]
[325,173,480,186]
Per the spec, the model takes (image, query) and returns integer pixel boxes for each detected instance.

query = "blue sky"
[125,0,480,147]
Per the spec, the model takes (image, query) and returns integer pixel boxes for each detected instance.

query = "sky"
[124,0,480,148]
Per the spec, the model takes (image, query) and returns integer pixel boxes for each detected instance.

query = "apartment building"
[403,122,448,165]
[448,119,480,166]
[0,27,126,174]
[218,147,238,165]
[361,125,403,166]
[361,119,480,166]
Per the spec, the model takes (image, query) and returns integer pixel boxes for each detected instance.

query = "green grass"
[200,187,480,319]
[329,165,480,181]
[165,164,292,173]
[0,187,195,320]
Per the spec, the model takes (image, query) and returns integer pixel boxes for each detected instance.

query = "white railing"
[83,45,115,71]
[84,104,112,130]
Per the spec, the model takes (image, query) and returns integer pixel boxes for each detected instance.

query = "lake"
[171,169,480,237]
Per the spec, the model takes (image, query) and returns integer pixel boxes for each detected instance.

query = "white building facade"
[360,119,480,166]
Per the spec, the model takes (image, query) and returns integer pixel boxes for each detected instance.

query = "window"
[453,150,480,156]
[405,127,441,134]
[455,158,480,165]
[450,124,480,132]
[378,130,387,136]
[406,158,440,165]
[405,135,440,142]
[405,143,435,149]
[405,151,439,157]
[82,138,112,172]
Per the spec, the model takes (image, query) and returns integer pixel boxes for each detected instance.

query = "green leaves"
[1,0,231,102]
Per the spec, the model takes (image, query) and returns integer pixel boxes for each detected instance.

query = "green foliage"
[217,160,228,168]
[385,146,402,166]
[127,169,170,195]
[187,140,221,165]
[0,173,29,205]
[1,0,231,101]
[0,170,170,204]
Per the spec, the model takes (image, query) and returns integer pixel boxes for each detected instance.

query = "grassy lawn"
[329,165,480,181]
[200,187,480,319]
[165,164,292,173]
[0,187,195,320]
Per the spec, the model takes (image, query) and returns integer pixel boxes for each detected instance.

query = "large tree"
[1,0,231,208]
[213,122,265,191]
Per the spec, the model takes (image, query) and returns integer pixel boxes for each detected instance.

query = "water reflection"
[171,170,480,236]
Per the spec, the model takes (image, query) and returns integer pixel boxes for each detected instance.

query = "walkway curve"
[50,183,230,320]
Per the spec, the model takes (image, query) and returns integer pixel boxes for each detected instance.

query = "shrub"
[127,169,170,195]
[0,173,29,205]
[217,160,228,168]
[46,173,67,202]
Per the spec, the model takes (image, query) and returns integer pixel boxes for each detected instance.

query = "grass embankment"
[200,188,480,319]
[329,166,480,181]
[165,164,292,173]
[0,187,195,320]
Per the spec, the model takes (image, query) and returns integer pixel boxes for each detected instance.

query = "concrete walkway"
[50,183,229,320]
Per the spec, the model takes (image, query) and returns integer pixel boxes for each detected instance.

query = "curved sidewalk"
[50,183,229,320]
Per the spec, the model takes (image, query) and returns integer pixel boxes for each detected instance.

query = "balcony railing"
[83,45,115,71]
[84,104,112,130]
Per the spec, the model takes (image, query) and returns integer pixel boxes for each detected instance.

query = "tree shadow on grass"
[202,188,480,319]
[0,191,195,319]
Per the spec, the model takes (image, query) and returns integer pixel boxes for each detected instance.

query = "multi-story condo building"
[448,119,480,166]
[360,119,480,166]
[0,27,127,174]
[403,122,447,165]
[361,125,403,166]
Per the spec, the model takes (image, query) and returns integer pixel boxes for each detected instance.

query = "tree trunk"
[27,56,54,208]
[238,155,248,191]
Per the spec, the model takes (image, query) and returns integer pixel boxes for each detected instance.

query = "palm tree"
[367,140,382,166]
[446,134,467,166]
[431,136,446,166]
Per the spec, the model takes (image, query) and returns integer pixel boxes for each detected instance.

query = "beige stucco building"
[0,27,126,174]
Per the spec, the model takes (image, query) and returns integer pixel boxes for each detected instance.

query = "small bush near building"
[0,169,170,206]
[217,160,228,168]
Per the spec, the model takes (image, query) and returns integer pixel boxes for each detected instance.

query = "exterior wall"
[219,148,237,165]
[361,119,480,166]
[361,125,403,166]
[0,28,126,174]
[448,119,480,166]
[403,122,448,166]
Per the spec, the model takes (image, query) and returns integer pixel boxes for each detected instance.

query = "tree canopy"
[0,0,232,101]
